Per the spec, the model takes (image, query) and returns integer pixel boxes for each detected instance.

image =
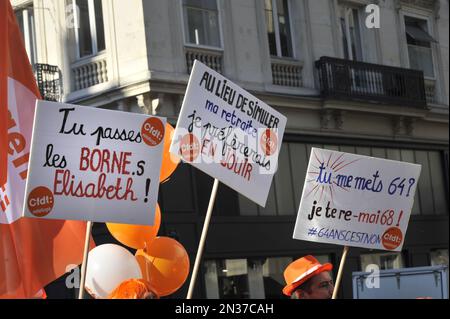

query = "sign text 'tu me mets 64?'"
[293,148,421,251]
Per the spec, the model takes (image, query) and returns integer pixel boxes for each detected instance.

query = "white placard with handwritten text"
[23,101,165,225]
[293,148,421,251]
[169,60,287,207]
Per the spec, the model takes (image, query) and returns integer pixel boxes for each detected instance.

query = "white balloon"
[85,244,142,299]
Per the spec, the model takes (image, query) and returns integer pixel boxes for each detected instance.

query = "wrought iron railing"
[34,63,61,102]
[315,56,428,108]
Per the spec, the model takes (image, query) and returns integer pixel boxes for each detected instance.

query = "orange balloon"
[160,123,180,182]
[135,237,190,297]
[106,204,161,249]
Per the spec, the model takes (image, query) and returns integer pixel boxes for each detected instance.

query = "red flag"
[1,0,93,298]
[0,0,8,186]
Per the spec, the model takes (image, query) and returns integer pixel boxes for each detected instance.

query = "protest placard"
[293,148,421,252]
[23,101,165,225]
[169,60,287,207]
[170,60,287,298]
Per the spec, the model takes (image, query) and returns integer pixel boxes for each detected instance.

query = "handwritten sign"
[293,148,421,251]
[23,101,166,225]
[169,60,287,207]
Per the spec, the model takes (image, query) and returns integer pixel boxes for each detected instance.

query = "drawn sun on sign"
[304,150,361,204]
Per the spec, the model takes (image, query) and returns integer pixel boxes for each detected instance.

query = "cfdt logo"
[365,4,380,29]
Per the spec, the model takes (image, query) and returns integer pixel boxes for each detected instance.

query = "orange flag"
[0,0,93,298]
[0,0,8,186]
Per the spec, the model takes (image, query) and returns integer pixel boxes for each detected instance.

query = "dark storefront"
[46,135,449,299]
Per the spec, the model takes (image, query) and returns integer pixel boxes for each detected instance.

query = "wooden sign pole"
[332,245,349,299]
[186,179,220,299]
[78,221,93,299]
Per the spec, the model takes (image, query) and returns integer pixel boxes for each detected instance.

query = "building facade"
[12,0,449,299]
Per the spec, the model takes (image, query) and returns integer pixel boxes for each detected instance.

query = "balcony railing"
[34,63,61,102]
[185,46,223,74]
[424,79,437,105]
[271,57,303,87]
[316,57,427,108]
[71,54,108,91]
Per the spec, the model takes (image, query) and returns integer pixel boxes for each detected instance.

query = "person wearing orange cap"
[108,279,159,299]
[282,255,334,299]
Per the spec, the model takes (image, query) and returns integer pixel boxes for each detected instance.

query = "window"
[73,0,106,58]
[361,252,405,271]
[430,249,449,292]
[204,259,250,299]
[341,7,363,61]
[262,257,292,299]
[15,5,37,65]
[182,0,221,48]
[404,16,436,78]
[431,249,449,267]
[264,0,293,58]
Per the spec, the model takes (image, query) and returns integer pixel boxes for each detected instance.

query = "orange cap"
[282,255,333,296]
